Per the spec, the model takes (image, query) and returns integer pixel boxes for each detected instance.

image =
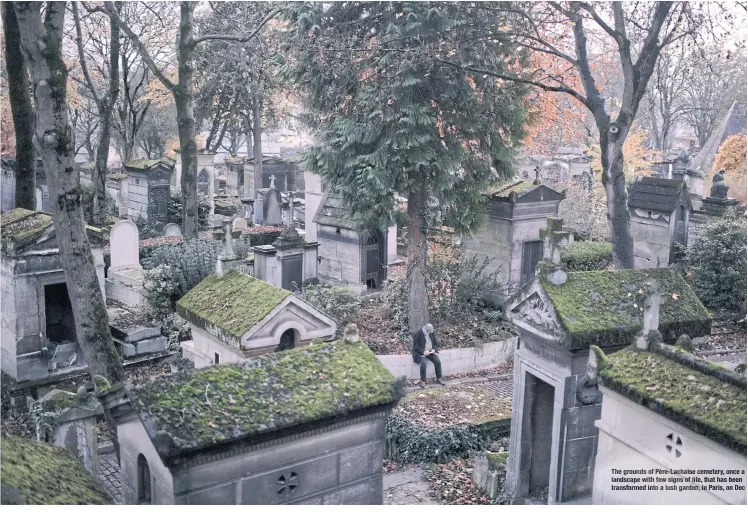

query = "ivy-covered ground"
[395,384,512,428]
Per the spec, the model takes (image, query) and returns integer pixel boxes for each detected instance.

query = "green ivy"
[294,282,360,335]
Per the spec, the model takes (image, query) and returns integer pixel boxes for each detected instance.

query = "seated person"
[412,323,445,388]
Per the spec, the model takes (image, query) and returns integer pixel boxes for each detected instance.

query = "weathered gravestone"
[106,220,145,307]
[162,223,182,237]
[263,176,283,226]
[232,217,248,231]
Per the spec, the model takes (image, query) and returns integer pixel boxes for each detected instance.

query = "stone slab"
[110,324,161,343]
[133,336,167,354]
[114,339,137,358]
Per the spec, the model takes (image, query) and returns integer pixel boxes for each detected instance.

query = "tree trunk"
[14,1,124,385]
[406,184,429,337]
[3,2,36,211]
[253,97,263,191]
[176,3,199,239]
[600,129,635,269]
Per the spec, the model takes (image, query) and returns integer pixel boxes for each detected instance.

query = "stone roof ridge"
[650,342,747,390]
[628,176,691,213]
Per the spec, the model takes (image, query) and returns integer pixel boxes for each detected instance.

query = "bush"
[561,241,613,271]
[79,183,117,224]
[168,190,211,230]
[295,283,359,334]
[385,414,492,465]
[1,371,16,417]
[133,216,163,240]
[143,265,182,321]
[685,216,747,315]
[162,313,192,351]
[142,238,221,294]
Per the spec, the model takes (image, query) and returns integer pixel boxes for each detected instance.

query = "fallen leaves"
[423,458,499,505]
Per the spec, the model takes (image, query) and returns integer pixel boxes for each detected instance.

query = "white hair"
[423,324,434,334]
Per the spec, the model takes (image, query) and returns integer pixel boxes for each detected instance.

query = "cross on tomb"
[286,191,294,230]
[269,174,276,189]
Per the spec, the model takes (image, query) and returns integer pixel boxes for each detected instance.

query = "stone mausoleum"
[177,270,336,368]
[592,338,746,505]
[1,209,107,383]
[108,337,404,504]
[124,158,175,225]
[461,178,566,306]
[503,218,712,504]
[628,176,692,268]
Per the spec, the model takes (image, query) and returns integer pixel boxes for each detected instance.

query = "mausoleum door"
[198,169,210,196]
[673,204,688,247]
[363,231,385,291]
[150,185,169,225]
[521,241,544,286]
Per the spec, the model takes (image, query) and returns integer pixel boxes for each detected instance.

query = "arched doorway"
[198,169,210,196]
[277,329,296,352]
[362,230,385,291]
[137,454,151,504]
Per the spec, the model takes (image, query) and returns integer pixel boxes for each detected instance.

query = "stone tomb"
[0,209,107,383]
[628,176,692,268]
[105,220,146,308]
[254,177,283,226]
[176,267,336,368]
[313,189,392,296]
[253,193,320,291]
[461,178,566,306]
[502,219,712,503]
[162,223,182,237]
[108,336,404,504]
[591,284,746,505]
[123,158,175,225]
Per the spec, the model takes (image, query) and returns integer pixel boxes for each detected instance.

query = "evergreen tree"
[282,2,529,335]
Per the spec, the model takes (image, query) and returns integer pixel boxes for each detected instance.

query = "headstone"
[162,223,182,237]
[232,217,248,231]
[110,220,140,270]
[263,186,282,226]
[240,198,253,221]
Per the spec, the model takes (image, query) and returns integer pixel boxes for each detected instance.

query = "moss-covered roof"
[126,339,404,459]
[1,209,54,254]
[125,157,175,171]
[224,156,246,165]
[313,190,364,230]
[176,271,290,339]
[540,267,711,350]
[1,433,110,504]
[599,346,747,455]
[490,179,538,198]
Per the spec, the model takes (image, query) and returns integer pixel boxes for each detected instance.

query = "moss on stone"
[1,209,54,253]
[490,180,537,198]
[486,451,508,470]
[1,433,110,504]
[599,348,746,454]
[127,339,404,458]
[92,376,111,394]
[125,158,171,170]
[541,268,712,350]
[176,271,290,338]
[37,390,90,414]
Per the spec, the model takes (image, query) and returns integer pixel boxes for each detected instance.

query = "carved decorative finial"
[343,323,360,344]
[533,165,541,185]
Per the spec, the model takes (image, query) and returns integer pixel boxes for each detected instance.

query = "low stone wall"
[376,337,518,380]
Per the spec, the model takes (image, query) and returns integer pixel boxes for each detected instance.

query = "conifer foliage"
[282,2,528,334]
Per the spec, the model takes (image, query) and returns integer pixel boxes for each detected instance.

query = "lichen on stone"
[176,271,290,339]
[1,433,110,505]
[127,339,404,458]
[486,451,508,470]
[541,268,712,350]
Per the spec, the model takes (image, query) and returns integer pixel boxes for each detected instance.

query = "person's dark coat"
[412,330,438,364]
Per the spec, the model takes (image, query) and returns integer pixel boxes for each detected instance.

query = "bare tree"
[13,1,123,385]
[71,97,100,160]
[72,1,121,225]
[3,1,36,210]
[100,1,279,239]
[439,1,732,268]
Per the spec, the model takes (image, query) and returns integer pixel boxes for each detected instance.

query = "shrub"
[162,313,192,351]
[142,238,220,294]
[143,265,182,321]
[133,216,163,240]
[79,183,117,224]
[295,283,359,334]
[685,216,747,315]
[1,371,16,417]
[561,241,613,271]
[385,414,491,465]
[168,190,211,230]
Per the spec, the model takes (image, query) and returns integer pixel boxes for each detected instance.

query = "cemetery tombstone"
[162,223,182,238]
[232,217,248,231]
[263,176,283,226]
[109,220,141,270]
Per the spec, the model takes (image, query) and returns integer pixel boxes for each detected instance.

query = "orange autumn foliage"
[711,134,747,205]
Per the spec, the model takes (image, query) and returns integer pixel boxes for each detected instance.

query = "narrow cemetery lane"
[98,450,123,504]
[383,467,439,505]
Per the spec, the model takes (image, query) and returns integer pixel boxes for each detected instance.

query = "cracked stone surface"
[97,451,123,504]
[383,467,439,505]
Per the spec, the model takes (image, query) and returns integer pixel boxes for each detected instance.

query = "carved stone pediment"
[510,292,562,334]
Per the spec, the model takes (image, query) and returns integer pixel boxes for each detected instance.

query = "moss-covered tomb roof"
[598,346,746,455]
[540,267,711,350]
[1,208,107,255]
[490,180,538,198]
[127,339,404,459]
[1,433,110,504]
[176,271,290,339]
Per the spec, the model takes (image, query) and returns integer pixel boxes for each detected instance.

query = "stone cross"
[534,166,541,185]
[539,217,573,286]
[286,191,295,230]
[269,174,276,189]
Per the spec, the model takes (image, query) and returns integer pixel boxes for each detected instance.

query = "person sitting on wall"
[413,323,445,388]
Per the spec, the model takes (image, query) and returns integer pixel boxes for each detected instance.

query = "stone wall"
[317,225,365,294]
[1,261,17,378]
[376,338,517,380]
[127,175,149,220]
[593,387,747,505]
[462,216,511,304]
[630,212,672,268]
